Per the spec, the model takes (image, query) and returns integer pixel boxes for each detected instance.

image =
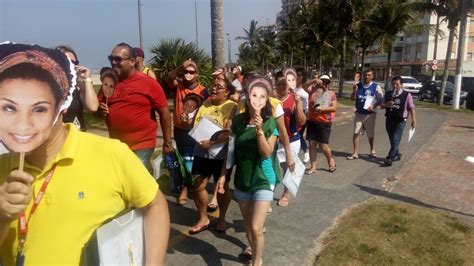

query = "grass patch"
[315,199,474,265]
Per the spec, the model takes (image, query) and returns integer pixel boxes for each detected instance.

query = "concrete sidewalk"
[385,112,474,225]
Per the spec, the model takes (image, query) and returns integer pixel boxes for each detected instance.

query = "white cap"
[320,74,330,81]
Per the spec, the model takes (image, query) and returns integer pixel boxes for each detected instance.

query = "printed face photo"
[249,86,268,111]
[0,79,58,153]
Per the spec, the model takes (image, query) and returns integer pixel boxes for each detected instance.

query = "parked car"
[400,76,422,94]
[419,80,468,105]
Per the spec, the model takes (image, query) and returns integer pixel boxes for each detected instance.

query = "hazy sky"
[0,0,281,71]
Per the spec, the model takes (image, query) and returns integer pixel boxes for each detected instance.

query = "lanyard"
[17,164,57,253]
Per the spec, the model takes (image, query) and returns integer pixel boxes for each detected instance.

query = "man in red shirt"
[99,42,173,172]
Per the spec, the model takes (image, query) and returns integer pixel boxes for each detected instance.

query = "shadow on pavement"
[354,184,474,218]
[167,228,243,265]
[332,150,384,165]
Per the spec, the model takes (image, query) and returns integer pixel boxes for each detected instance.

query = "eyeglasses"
[213,84,226,91]
[184,70,196,75]
[108,55,131,64]
[71,59,79,65]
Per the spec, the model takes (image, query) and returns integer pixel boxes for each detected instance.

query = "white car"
[400,76,422,94]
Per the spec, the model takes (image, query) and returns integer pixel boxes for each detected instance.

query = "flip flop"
[207,203,218,212]
[239,246,252,262]
[369,152,377,158]
[304,168,316,175]
[189,222,210,235]
[175,197,188,206]
[277,196,289,207]
[346,154,359,160]
[215,222,227,233]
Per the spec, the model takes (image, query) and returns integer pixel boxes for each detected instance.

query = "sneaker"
[303,152,310,163]
[384,158,393,166]
[394,154,402,161]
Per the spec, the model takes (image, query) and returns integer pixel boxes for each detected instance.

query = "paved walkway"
[386,111,474,226]
[86,106,474,265]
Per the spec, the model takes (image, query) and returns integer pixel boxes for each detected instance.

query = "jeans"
[385,118,406,159]
[133,148,154,174]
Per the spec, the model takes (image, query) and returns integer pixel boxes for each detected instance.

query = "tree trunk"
[385,46,392,90]
[361,48,367,73]
[338,33,346,98]
[439,27,456,105]
[210,0,225,69]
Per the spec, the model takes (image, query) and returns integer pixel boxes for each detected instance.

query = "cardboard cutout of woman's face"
[286,73,297,90]
[249,86,268,112]
[0,79,59,153]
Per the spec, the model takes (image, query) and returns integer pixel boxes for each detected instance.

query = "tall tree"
[369,0,436,87]
[210,0,225,69]
[436,0,463,105]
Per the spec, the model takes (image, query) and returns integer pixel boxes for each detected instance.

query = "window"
[470,36,474,42]
[468,52,473,60]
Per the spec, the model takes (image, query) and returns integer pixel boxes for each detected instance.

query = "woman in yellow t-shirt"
[188,77,237,234]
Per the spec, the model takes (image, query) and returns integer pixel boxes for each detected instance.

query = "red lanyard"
[17,165,57,252]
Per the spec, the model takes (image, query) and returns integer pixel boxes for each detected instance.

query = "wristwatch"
[256,129,264,136]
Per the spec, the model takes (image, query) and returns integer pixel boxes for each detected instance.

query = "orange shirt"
[172,81,208,129]
[308,89,337,123]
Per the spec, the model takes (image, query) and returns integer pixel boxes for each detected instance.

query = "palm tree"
[210,0,225,69]
[435,0,463,105]
[368,0,436,87]
[149,38,213,89]
[236,20,262,49]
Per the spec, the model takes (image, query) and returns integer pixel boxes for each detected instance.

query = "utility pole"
[432,14,440,81]
[453,0,469,109]
[195,0,199,47]
[137,0,143,49]
[227,33,232,65]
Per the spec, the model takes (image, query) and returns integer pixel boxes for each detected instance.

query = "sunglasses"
[108,55,131,64]
[184,70,196,75]
[71,59,79,65]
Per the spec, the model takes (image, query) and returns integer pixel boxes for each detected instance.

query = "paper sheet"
[95,209,144,265]
[188,116,225,157]
[225,136,235,169]
[0,142,8,155]
[363,95,376,110]
[408,127,415,143]
[282,157,306,197]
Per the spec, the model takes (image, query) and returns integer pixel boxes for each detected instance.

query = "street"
[163,108,448,265]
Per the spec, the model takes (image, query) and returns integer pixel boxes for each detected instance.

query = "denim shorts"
[233,188,274,202]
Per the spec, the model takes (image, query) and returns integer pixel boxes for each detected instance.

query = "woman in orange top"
[305,76,337,174]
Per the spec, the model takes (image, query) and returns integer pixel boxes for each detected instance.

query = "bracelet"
[256,129,264,136]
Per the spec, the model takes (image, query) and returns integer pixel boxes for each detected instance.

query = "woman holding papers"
[305,76,338,175]
[217,77,279,266]
[0,43,170,265]
[274,69,306,207]
[188,77,237,234]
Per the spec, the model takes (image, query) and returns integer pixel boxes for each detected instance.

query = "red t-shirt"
[281,94,302,137]
[101,72,168,150]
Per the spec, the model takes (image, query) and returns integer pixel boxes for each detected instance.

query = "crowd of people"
[0,41,416,265]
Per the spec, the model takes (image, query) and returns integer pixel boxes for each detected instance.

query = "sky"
[0,0,282,72]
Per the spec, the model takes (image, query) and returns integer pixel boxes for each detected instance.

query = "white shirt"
[294,86,309,112]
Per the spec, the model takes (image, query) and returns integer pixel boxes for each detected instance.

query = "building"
[363,11,474,83]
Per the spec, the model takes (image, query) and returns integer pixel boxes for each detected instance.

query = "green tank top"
[231,114,281,192]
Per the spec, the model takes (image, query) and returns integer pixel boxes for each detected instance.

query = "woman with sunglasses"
[217,77,279,266]
[166,59,208,206]
[55,45,99,131]
[0,42,169,265]
[188,77,236,234]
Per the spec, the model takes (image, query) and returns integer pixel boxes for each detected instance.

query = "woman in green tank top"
[217,77,279,266]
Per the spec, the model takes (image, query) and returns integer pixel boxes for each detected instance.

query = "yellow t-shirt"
[194,99,237,128]
[237,96,283,117]
[0,124,158,265]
